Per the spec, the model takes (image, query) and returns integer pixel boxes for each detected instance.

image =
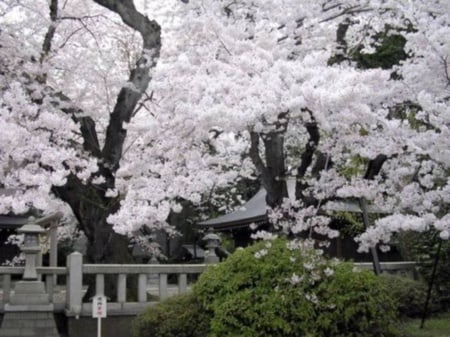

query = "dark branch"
[249,131,270,183]
[93,0,161,178]
[40,0,58,67]
[297,111,320,177]
[442,56,450,87]
[364,154,388,180]
[294,110,321,204]
[51,92,101,157]
[32,0,102,159]
[249,112,289,208]
[321,5,372,23]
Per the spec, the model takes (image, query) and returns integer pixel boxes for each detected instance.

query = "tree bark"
[249,113,289,208]
[44,1,162,299]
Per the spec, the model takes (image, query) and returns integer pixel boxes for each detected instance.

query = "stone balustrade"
[0,254,416,317]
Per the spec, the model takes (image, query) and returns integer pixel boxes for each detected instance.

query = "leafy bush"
[132,292,209,337]
[395,230,450,311]
[194,238,398,337]
[382,274,441,318]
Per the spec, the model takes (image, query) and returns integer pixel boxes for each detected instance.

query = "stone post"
[66,252,83,319]
[203,229,221,264]
[49,220,58,285]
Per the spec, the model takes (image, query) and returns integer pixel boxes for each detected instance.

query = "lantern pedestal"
[7,281,52,309]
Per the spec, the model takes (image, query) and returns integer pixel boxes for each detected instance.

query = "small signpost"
[92,295,107,337]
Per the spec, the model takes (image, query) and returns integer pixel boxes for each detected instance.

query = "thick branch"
[249,112,289,208]
[40,0,58,64]
[321,4,372,23]
[262,130,288,207]
[442,56,450,87]
[249,131,271,185]
[364,154,388,180]
[297,112,320,177]
[34,0,101,158]
[94,0,161,176]
[295,110,321,204]
[50,92,101,158]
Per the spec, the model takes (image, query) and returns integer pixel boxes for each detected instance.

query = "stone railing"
[354,261,417,278]
[66,252,206,316]
[0,254,416,317]
[0,253,206,317]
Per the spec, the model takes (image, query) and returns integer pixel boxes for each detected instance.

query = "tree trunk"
[43,0,162,299]
[52,176,137,300]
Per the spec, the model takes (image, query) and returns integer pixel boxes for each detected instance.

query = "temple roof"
[0,215,29,229]
[197,181,389,231]
[197,189,268,230]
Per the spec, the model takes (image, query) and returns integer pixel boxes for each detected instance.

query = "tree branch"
[51,92,102,158]
[40,0,58,64]
[295,109,321,204]
[33,0,101,158]
[297,110,320,177]
[249,131,270,183]
[93,0,161,178]
[321,4,372,23]
[364,154,388,180]
[442,56,450,87]
[249,112,289,208]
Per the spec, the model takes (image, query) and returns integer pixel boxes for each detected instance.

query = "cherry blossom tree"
[140,0,450,249]
[0,0,449,271]
[0,0,163,266]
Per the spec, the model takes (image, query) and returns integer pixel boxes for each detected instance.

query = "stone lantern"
[18,218,46,280]
[7,217,51,308]
[203,229,221,264]
[0,217,60,337]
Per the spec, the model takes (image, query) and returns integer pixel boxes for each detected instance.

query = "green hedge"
[193,239,398,337]
[132,292,209,337]
[133,239,402,337]
[382,274,441,318]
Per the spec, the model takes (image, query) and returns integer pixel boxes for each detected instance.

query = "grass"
[397,312,450,337]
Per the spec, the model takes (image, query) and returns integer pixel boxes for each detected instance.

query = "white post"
[117,274,127,304]
[67,252,83,318]
[159,274,168,301]
[98,317,102,337]
[178,274,187,294]
[138,274,147,302]
[49,220,58,285]
[96,274,105,295]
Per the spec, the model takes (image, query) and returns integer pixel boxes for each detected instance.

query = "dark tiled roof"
[198,189,267,229]
[0,215,28,228]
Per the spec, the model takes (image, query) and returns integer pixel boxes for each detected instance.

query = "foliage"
[394,231,450,311]
[351,33,408,70]
[132,292,209,337]
[382,274,441,318]
[1,0,450,261]
[194,239,397,337]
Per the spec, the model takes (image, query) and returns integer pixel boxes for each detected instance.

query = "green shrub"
[194,238,398,337]
[395,230,450,311]
[382,274,441,318]
[132,292,209,337]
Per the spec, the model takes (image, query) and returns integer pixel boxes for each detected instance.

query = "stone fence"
[0,254,206,317]
[0,254,416,317]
